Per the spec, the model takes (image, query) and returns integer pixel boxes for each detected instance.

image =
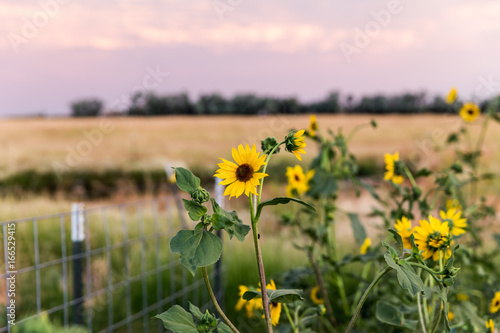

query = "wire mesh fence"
[0,196,221,333]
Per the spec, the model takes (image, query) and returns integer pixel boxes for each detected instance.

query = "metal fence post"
[71,203,85,326]
[214,178,224,306]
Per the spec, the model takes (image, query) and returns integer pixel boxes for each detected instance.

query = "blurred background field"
[2,114,500,200]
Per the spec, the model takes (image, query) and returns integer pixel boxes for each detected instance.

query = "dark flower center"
[468,109,474,115]
[312,122,318,130]
[236,164,254,182]
[294,174,300,181]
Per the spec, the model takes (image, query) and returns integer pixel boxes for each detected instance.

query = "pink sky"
[1,0,500,116]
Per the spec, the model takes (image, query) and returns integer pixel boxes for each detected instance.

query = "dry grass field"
[2,114,499,178]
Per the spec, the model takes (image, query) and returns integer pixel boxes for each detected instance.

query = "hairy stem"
[345,266,392,333]
[417,290,428,333]
[201,267,240,333]
[283,304,298,333]
[249,196,273,332]
[308,250,338,329]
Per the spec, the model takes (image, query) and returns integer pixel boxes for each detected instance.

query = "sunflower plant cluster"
[156,131,320,333]
[276,116,385,332]
[275,110,499,333]
[357,88,500,333]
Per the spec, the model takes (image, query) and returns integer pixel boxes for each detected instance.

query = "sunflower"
[447,308,454,321]
[413,215,452,261]
[235,285,258,318]
[214,144,268,199]
[286,165,314,197]
[446,87,457,104]
[285,130,307,161]
[459,102,480,122]
[446,199,463,212]
[309,115,318,136]
[310,286,324,305]
[395,216,414,249]
[440,208,467,237]
[384,152,404,184]
[490,291,500,314]
[360,237,371,255]
[486,319,495,333]
[256,280,282,326]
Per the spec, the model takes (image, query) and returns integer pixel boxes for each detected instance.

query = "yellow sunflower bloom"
[286,165,315,197]
[440,208,467,237]
[490,291,500,314]
[360,237,371,255]
[384,152,404,184]
[214,144,268,199]
[285,130,307,161]
[446,199,463,212]
[459,102,480,122]
[235,285,258,318]
[395,216,414,249]
[309,115,318,137]
[486,319,494,333]
[446,87,457,104]
[413,215,452,261]
[447,308,454,321]
[310,286,324,305]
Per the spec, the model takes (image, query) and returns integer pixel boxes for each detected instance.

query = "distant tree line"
[70,92,500,117]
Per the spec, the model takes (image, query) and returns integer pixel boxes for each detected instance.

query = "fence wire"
[0,197,221,333]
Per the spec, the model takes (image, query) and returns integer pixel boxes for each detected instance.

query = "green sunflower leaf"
[155,305,198,333]
[256,197,316,219]
[267,289,303,304]
[375,301,418,330]
[211,199,250,242]
[384,254,424,297]
[243,288,303,304]
[242,290,260,301]
[308,169,338,196]
[175,167,200,195]
[170,230,222,276]
[348,213,366,245]
[217,322,233,333]
[188,302,204,321]
[182,199,207,221]
[388,228,404,250]
[382,241,398,259]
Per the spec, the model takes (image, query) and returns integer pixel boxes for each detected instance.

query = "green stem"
[346,123,370,143]
[249,196,273,332]
[352,263,372,313]
[430,301,443,333]
[403,166,418,188]
[475,114,490,154]
[472,115,490,201]
[417,291,428,333]
[423,275,430,325]
[345,266,392,333]
[283,304,298,333]
[308,250,338,329]
[201,267,240,333]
